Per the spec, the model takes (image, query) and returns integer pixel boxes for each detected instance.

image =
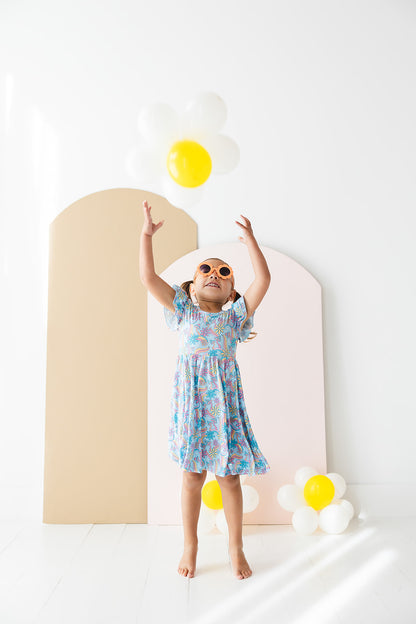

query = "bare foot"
[229,546,253,579]
[178,541,198,578]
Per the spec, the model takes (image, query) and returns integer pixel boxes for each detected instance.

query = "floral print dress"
[163,284,270,477]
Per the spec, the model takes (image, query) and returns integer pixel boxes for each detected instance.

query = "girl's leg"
[178,469,206,578]
[216,474,253,579]
[181,469,206,543]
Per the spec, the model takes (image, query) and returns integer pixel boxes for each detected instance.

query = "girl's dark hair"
[179,278,258,342]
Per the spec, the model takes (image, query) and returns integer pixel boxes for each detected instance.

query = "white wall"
[1,0,415,521]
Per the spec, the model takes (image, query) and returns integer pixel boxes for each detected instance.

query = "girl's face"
[190,258,236,307]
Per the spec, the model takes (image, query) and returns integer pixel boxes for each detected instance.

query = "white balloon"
[331,498,354,520]
[292,506,319,535]
[180,91,227,136]
[197,504,217,537]
[318,504,350,534]
[242,485,259,513]
[137,102,180,152]
[125,144,164,184]
[215,508,229,537]
[161,172,205,209]
[191,133,239,174]
[294,467,319,489]
[339,499,354,520]
[277,484,307,511]
[326,473,347,499]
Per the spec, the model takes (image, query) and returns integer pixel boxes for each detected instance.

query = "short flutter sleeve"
[231,295,255,342]
[163,284,193,331]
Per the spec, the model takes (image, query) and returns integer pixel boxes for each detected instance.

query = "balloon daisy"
[126,91,239,208]
[197,473,259,537]
[277,466,355,535]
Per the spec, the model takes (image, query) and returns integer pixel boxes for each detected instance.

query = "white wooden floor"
[0,515,415,624]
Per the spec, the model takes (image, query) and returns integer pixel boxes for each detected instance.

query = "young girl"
[139,199,271,580]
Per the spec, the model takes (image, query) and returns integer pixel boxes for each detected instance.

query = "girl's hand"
[142,200,164,236]
[235,214,255,244]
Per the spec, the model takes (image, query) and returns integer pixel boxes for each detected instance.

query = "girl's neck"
[196,299,224,314]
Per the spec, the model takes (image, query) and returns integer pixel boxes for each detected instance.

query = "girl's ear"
[189,281,199,305]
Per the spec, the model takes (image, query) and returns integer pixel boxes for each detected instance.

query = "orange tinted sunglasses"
[196,262,234,280]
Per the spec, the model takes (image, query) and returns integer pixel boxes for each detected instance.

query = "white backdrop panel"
[148,243,326,525]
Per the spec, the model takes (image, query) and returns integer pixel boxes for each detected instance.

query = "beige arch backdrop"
[147,243,327,525]
[43,188,197,523]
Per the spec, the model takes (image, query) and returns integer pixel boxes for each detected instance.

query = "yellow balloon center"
[303,475,335,510]
[166,139,212,188]
[201,479,223,510]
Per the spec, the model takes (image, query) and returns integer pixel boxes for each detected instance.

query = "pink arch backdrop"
[147,243,326,525]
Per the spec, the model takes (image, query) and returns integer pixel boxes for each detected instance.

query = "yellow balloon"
[201,479,223,510]
[303,475,335,510]
[166,140,212,188]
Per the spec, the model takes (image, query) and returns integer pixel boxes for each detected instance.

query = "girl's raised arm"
[235,215,271,319]
[139,200,176,312]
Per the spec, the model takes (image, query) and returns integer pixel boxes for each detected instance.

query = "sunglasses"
[196,262,234,280]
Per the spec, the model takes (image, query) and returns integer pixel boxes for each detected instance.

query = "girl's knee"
[183,469,206,487]
[216,474,240,487]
